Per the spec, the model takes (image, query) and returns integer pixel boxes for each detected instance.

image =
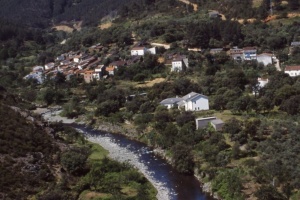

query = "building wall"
[285,70,300,77]
[171,61,183,72]
[243,51,257,60]
[257,55,272,66]
[131,49,145,56]
[185,96,209,111]
[196,117,216,129]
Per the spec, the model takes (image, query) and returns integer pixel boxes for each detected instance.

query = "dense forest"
[1,0,300,199]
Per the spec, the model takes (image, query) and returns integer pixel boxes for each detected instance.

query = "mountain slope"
[0,0,130,27]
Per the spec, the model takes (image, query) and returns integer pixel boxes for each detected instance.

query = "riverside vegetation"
[0,88,156,199]
[1,0,300,199]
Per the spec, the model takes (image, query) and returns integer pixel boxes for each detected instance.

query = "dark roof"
[181,92,208,102]
[160,98,182,105]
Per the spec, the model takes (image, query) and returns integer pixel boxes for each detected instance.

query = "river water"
[73,124,214,200]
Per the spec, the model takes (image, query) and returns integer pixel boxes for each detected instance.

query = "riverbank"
[35,108,167,199]
[35,107,217,200]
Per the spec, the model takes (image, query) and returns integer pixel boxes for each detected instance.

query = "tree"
[257,96,274,113]
[212,169,244,200]
[255,185,286,200]
[95,100,120,117]
[176,111,195,127]
[280,95,300,115]
[288,0,300,10]
[171,143,194,173]
[223,118,242,140]
[60,148,89,174]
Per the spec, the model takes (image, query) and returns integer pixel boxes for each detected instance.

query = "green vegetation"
[1,0,300,199]
[0,89,156,199]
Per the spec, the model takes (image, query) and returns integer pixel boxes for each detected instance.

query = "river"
[39,109,214,200]
[72,124,214,200]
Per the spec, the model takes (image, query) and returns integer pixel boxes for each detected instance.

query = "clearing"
[135,78,166,88]
[99,22,113,30]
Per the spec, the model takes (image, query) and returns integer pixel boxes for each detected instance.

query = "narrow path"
[274,58,281,71]
[151,43,170,49]
[178,0,198,11]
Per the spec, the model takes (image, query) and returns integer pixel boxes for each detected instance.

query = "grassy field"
[87,141,109,162]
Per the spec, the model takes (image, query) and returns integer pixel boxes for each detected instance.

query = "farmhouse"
[171,55,189,72]
[160,92,209,111]
[130,46,156,56]
[284,66,300,77]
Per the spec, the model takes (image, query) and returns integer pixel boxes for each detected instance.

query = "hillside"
[0,0,129,27]
[0,88,156,199]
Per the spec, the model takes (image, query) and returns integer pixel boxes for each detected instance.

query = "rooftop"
[285,66,300,71]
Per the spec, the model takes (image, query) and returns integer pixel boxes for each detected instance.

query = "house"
[160,92,209,111]
[33,66,44,72]
[257,77,269,87]
[159,97,182,109]
[243,47,257,60]
[44,62,55,70]
[131,46,147,56]
[210,48,223,55]
[130,46,156,56]
[60,60,71,66]
[209,11,221,18]
[257,53,273,66]
[195,117,224,131]
[93,65,105,80]
[284,66,300,77]
[24,71,44,84]
[83,70,94,83]
[171,55,189,72]
[56,55,65,61]
[105,66,115,75]
[229,47,243,61]
[109,60,127,69]
[178,92,209,111]
[291,41,300,47]
[148,47,156,55]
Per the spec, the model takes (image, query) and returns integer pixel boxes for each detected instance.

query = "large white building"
[130,46,156,56]
[257,53,273,66]
[160,92,209,111]
[285,66,300,77]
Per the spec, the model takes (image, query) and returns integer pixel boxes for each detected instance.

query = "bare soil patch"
[135,78,166,88]
[99,22,113,30]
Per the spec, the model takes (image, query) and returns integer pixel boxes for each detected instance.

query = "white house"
[44,62,55,70]
[230,47,243,61]
[285,66,300,77]
[243,47,257,61]
[171,55,189,72]
[131,46,147,56]
[178,92,209,111]
[159,97,182,109]
[160,92,209,111]
[130,46,156,56]
[253,77,269,95]
[257,53,273,66]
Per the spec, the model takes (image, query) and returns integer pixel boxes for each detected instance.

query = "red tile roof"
[285,66,300,71]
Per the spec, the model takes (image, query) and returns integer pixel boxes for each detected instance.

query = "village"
[24,40,300,85]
